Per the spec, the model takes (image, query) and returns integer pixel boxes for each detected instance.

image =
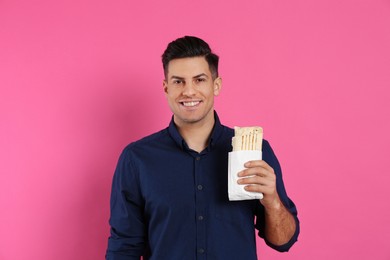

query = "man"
[106,36,299,259]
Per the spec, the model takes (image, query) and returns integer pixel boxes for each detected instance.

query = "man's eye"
[173,80,183,84]
[196,78,206,83]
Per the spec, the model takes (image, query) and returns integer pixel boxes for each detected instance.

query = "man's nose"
[182,82,196,96]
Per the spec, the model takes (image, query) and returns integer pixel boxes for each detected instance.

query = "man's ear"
[213,77,222,96]
[163,80,168,94]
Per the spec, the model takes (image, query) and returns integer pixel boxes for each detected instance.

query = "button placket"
[194,154,206,258]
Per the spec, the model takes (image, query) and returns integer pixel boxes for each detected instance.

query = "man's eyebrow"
[193,73,208,79]
[170,75,185,80]
[169,74,208,80]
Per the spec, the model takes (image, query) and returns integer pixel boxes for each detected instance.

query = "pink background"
[1,0,390,259]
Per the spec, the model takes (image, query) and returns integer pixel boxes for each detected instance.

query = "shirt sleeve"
[106,146,146,260]
[255,140,300,252]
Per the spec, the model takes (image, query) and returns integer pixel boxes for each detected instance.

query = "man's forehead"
[166,57,211,78]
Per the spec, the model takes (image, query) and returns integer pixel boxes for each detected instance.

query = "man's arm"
[106,147,146,260]
[238,159,298,247]
[263,191,297,245]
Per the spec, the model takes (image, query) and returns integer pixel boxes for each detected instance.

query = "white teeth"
[182,101,200,107]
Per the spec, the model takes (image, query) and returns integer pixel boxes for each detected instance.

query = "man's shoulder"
[126,127,170,149]
[220,123,234,137]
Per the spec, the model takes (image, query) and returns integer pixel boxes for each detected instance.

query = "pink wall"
[1,0,390,259]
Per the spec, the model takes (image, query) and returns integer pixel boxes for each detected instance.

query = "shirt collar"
[168,111,224,152]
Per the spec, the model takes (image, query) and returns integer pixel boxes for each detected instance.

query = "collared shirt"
[106,112,299,260]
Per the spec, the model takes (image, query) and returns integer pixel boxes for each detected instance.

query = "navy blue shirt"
[106,113,299,259]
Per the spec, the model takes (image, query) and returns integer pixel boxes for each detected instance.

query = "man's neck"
[175,115,215,153]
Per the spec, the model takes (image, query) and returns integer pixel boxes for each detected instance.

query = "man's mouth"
[181,101,201,107]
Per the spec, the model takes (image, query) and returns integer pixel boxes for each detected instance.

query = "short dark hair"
[162,36,219,79]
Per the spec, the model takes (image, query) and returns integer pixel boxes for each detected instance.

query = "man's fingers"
[238,167,267,177]
[244,184,270,193]
[245,160,273,171]
[237,160,277,196]
[237,175,273,186]
[238,165,275,178]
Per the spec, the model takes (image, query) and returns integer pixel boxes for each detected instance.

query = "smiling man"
[163,56,222,152]
[106,36,299,260]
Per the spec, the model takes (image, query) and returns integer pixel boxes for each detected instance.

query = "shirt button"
[198,215,204,221]
[198,248,205,254]
[196,156,200,161]
[197,185,203,190]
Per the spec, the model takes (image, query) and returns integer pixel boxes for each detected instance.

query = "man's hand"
[237,160,281,209]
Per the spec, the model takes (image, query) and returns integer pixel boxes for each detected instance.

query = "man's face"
[163,57,222,127]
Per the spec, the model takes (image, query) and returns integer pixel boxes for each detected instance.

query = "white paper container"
[228,150,264,201]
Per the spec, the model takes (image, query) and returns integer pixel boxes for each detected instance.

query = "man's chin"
[173,109,214,126]
[181,117,202,124]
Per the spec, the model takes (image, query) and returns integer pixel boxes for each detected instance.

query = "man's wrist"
[263,198,284,214]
